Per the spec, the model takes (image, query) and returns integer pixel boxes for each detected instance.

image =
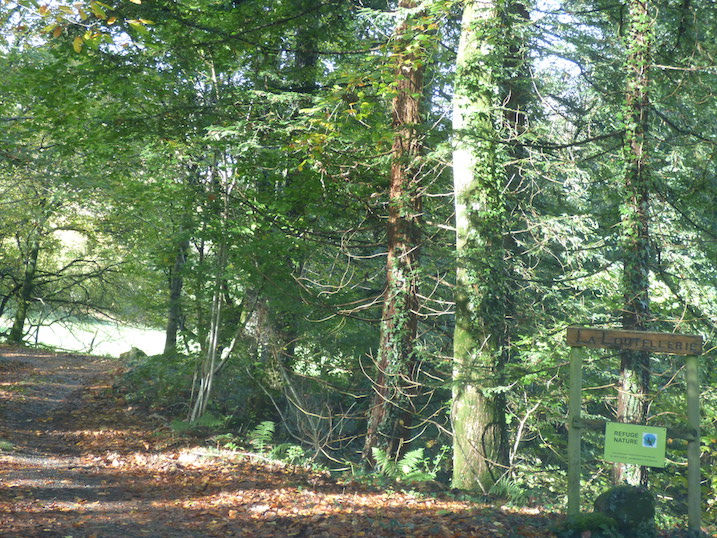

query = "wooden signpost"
[567,327,702,356]
[566,327,703,533]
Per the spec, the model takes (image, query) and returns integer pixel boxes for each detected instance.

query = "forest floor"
[0,344,690,537]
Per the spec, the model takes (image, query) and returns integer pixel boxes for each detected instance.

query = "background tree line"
[2,0,717,528]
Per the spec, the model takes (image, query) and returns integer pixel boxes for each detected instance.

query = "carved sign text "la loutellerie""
[566,327,702,356]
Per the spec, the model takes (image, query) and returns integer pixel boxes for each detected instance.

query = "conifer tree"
[363,0,427,463]
[615,0,653,487]
[452,0,507,490]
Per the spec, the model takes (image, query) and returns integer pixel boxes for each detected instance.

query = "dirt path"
[0,345,561,537]
[0,346,215,537]
[0,346,183,536]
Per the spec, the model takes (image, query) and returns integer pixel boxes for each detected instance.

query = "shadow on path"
[0,346,560,537]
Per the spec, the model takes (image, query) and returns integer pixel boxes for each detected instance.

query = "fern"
[372,447,436,483]
[489,476,528,505]
[171,412,228,433]
[372,446,396,477]
[249,420,275,453]
[193,412,226,428]
[398,448,426,476]
[170,419,193,432]
[210,433,240,450]
[270,442,306,465]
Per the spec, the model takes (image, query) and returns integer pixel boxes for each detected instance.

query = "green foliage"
[250,421,276,454]
[239,422,315,468]
[209,433,240,451]
[5,3,717,534]
[169,412,223,432]
[551,512,620,538]
[489,476,528,505]
[191,412,228,429]
[371,447,439,484]
[120,352,194,409]
[270,443,306,466]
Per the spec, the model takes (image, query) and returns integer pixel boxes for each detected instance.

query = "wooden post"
[566,327,702,527]
[567,346,585,516]
[686,354,700,533]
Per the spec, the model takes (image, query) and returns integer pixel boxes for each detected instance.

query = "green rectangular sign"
[604,422,667,468]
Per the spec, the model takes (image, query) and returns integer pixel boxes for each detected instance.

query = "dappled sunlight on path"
[0,346,562,537]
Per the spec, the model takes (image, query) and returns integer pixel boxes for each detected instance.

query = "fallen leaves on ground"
[0,347,564,536]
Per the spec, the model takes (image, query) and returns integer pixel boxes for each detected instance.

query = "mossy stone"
[593,485,656,537]
[120,346,148,362]
[552,512,619,537]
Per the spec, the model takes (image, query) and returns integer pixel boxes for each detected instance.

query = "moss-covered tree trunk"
[451,0,509,492]
[614,0,653,487]
[363,0,425,464]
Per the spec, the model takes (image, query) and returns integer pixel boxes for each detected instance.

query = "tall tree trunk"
[9,233,40,344]
[451,0,510,492]
[189,162,232,422]
[614,0,653,487]
[189,241,226,422]
[188,140,234,421]
[363,0,425,464]
[291,0,318,93]
[274,0,319,369]
[164,236,189,354]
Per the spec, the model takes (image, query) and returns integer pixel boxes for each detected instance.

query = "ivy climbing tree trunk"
[451,0,511,492]
[614,0,653,487]
[363,0,425,464]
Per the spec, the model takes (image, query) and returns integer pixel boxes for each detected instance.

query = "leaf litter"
[0,345,564,537]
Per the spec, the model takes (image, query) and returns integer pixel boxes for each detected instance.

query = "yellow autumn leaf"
[127,19,150,34]
[53,26,63,38]
[90,1,107,19]
[129,0,141,3]
[107,16,117,25]
[73,36,83,53]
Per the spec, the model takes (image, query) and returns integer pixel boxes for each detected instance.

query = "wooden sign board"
[565,326,703,532]
[604,422,667,468]
[567,327,702,356]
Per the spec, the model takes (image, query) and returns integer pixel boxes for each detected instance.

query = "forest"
[1,0,717,533]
